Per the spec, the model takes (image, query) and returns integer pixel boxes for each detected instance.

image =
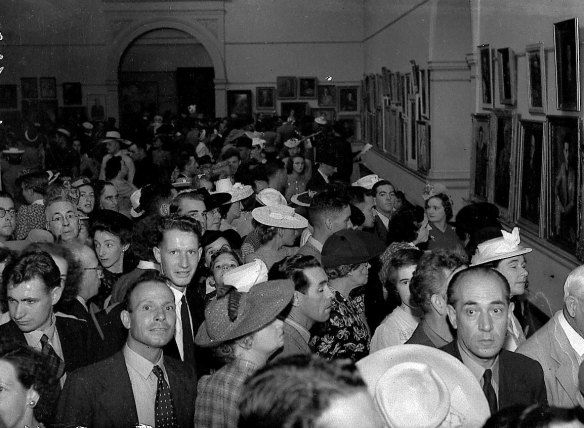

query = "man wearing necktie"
[441,266,547,414]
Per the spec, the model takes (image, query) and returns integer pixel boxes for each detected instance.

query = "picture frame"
[554,18,580,111]
[317,85,336,107]
[478,44,494,109]
[497,48,516,105]
[39,77,56,99]
[87,94,106,121]
[470,114,491,201]
[490,110,517,219]
[419,69,430,119]
[526,43,547,114]
[547,116,580,252]
[281,102,308,121]
[338,86,359,113]
[298,77,317,99]
[416,121,431,174]
[310,107,335,123]
[63,82,82,105]
[255,87,275,110]
[276,76,297,99]
[0,85,17,109]
[21,78,38,99]
[120,81,158,118]
[227,90,252,118]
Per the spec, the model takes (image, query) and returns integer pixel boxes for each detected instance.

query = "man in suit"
[442,266,547,415]
[306,147,339,192]
[56,271,196,428]
[517,265,584,407]
[371,180,396,244]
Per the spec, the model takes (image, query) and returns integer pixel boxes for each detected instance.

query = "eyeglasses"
[0,208,16,219]
[50,213,77,225]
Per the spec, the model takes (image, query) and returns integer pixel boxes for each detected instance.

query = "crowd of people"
[0,110,584,428]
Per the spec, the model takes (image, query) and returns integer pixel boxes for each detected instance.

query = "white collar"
[317,168,330,184]
[375,209,390,228]
[559,312,584,357]
[307,236,323,252]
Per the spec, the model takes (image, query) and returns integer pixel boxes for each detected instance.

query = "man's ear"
[292,291,302,307]
[50,285,64,306]
[430,293,445,315]
[121,309,131,330]
[566,296,577,318]
[508,301,515,322]
[153,246,161,264]
[446,304,458,330]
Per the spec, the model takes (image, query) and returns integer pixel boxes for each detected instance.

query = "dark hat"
[235,135,253,149]
[322,229,385,268]
[453,202,501,234]
[197,188,231,211]
[154,124,173,137]
[316,147,341,167]
[349,203,365,228]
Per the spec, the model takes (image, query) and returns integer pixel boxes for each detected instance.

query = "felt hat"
[290,190,314,207]
[352,174,381,190]
[130,188,144,218]
[284,138,301,149]
[470,227,532,266]
[222,260,269,292]
[198,188,231,211]
[100,130,122,143]
[213,178,253,203]
[357,345,490,428]
[2,229,55,253]
[256,188,288,207]
[252,205,308,229]
[195,279,294,347]
[321,229,385,268]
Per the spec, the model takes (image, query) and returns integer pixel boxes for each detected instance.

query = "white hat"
[172,177,192,188]
[82,122,93,131]
[352,174,381,190]
[56,128,71,138]
[470,227,532,266]
[284,138,301,149]
[252,205,308,229]
[314,115,328,125]
[213,178,253,203]
[357,345,490,428]
[2,148,24,155]
[422,182,449,201]
[223,260,269,292]
[101,130,122,143]
[252,137,266,149]
[130,188,144,218]
[256,188,287,207]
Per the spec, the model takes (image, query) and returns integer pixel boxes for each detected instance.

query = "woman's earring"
[29,400,36,407]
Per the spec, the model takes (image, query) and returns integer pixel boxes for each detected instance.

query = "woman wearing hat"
[194,279,294,428]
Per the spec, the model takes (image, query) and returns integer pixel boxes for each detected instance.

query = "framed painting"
[419,69,430,119]
[21,78,38,99]
[0,85,17,109]
[497,48,516,105]
[547,116,580,252]
[282,102,308,121]
[227,90,252,118]
[87,94,106,121]
[256,87,275,110]
[63,82,82,105]
[470,114,491,201]
[517,120,545,234]
[554,18,580,111]
[318,85,336,107]
[526,43,546,114]
[276,76,297,99]
[120,81,158,117]
[490,110,517,219]
[338,86,359,113]
[39,77,56,99]
[311,107,335,123]
[298,77,317,99]
[416,121,430,174]
[479,44,494,109]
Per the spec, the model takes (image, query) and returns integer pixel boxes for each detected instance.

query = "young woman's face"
[77,185,95,214]
[395,265,417,307]
[0,360,36,428]
[94,230,126,271]
[292,156,305,175]
[426,197,446,224]
[100,185,119,211]
[211,253,239,288]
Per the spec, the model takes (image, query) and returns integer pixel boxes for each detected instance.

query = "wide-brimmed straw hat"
[352,174,381,190]
[357,345,490,428]
[290,190,314,207]
[321,229,384,268]
[100,130,122,143]
[284,138,301,149]
[195,279,294,347]
[470,227,532,266]
[213,178,253,203]
[223,260,269,292]
[252,205,308,229]
[256,188,287,207]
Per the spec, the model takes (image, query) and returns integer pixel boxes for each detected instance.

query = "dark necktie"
[40,334,65,381]
[153,365,178,428]
[181,295,195,366]
[483,369,498,415]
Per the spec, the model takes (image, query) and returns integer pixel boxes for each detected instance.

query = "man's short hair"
[563,265,584,300]
[308,190,349,227]
[122,270,170,311]
[169,190,205,215]
[447,266,510,307]
[44,195,78,217]
[155,214,201,246]
[221,147,240,161]
[130,139,148,151]
[372,179,394,196]
[264,160,285,180]
[3,251,61,295]
[104,156,123,181]
[409,248,467,313]
[268,254,322,294]
[239,354,367,428]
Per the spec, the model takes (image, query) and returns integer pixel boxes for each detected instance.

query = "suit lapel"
[550,318,580,405]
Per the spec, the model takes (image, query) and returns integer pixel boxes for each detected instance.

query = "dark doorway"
[177,67,215,117]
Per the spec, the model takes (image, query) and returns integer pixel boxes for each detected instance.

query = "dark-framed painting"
[310,107,335,123]
[497,48,516,106]
[276,76,297,99]
[416,121,430,174]
[256,87,275,110]
[87,94,106,121]
[517,120,545,233]
[526,43,546,114]
[281,102,308,121]
[39,77,56,99]
[227,90,252,118]
[63,82,82,105]
[479,44,494,109]
[547,116,580,252]
[470,114,491,201]
[298,77,317,99]
[317,85,336,107]
[554,18,580,111]
[490,110,516,218]
[120,81,158,117]
[0,85,17,109]
[21,78,38,99]
[338,86,359,113]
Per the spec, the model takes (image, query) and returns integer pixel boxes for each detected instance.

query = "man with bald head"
[518,265,584,407]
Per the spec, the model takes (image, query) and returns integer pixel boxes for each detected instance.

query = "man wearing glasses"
[45,195,80,243]
[0,191,16,242]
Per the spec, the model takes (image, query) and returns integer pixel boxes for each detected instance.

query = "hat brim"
[205,193,232,211]
[252,208,308,229]
[291,191,312,207]
[130,208,144,218]
[171,181,192,188]
[213,186,254,204]
[357,345,490,427]
[470,247,532,266]
[284,141,301,149]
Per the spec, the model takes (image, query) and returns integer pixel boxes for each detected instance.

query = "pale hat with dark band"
[284,138,301,149]
[213,178,253,203]
[470,227,532,266]
[252,205,308,229]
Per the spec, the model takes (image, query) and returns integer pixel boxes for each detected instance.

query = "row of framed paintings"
[273,76,360,109]
[0,80,85,110]
[470,112,584,259]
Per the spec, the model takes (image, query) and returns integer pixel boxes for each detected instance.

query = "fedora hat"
[100,130,122,143]
[314,115,328,126]
[357,344,490,428]
[256,188,287,207]
[470,227,532,266]
[198,188,231,211]
[352,174,381,190]
[321,229,385,268]
[223,259,269,292]
[252,205,308,229]
[213,178,253,203]
[195,279,294,347]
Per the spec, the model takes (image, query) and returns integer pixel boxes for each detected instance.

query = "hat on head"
[101,130,122,143]
[252,205,308,229]
[197,188,231,211]
[284,138,301,149]
[171,176,192,189]
[56,128,71,138]
[322,229,385,268]
[352,174,381,190]
[316,147,340,167]
[130,188,145,218]
[235,135,253,149]
[314,115,328,126]
[195,279,294,347]
[3,229,55,253]
[291,190,315,207]
[422,182,449,201]
[213,178,253,203]
[2,148,25,155]
[223,260,269,292]
[71,176,92,189]
[82,121,93,131]
[256,188,287,207]
[470,227,532,266]
[357,345,490,428]
[252,138,266,149]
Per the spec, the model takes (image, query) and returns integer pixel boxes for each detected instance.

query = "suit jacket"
[296,240,322,263]
[517,311,581,407]
[371,214,389,245]
[274,320,312,360]
[306,170,328,192]
[441,341,547,410]
[55,350,196,428]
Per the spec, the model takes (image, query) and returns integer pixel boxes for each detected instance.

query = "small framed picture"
[256,87,275,110]
[227,90,252,117]
[478,44,494,109]
[87,94,106,121]
[416,121,431,174]
[490,110,517,218]
[0,85,17,109]
[311,107,335,123]
[298,77,317,99]
[39,77,57,99]
[496,48,516,105]
[281,102,308,121]
[470,114,491,201]
[338,86,359,113]
[554,18,580,111]
[317,85,336,107]
[21,78,38,99]
[276,76,297,99]
[63,82,82,105]
[526,43,546,114]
